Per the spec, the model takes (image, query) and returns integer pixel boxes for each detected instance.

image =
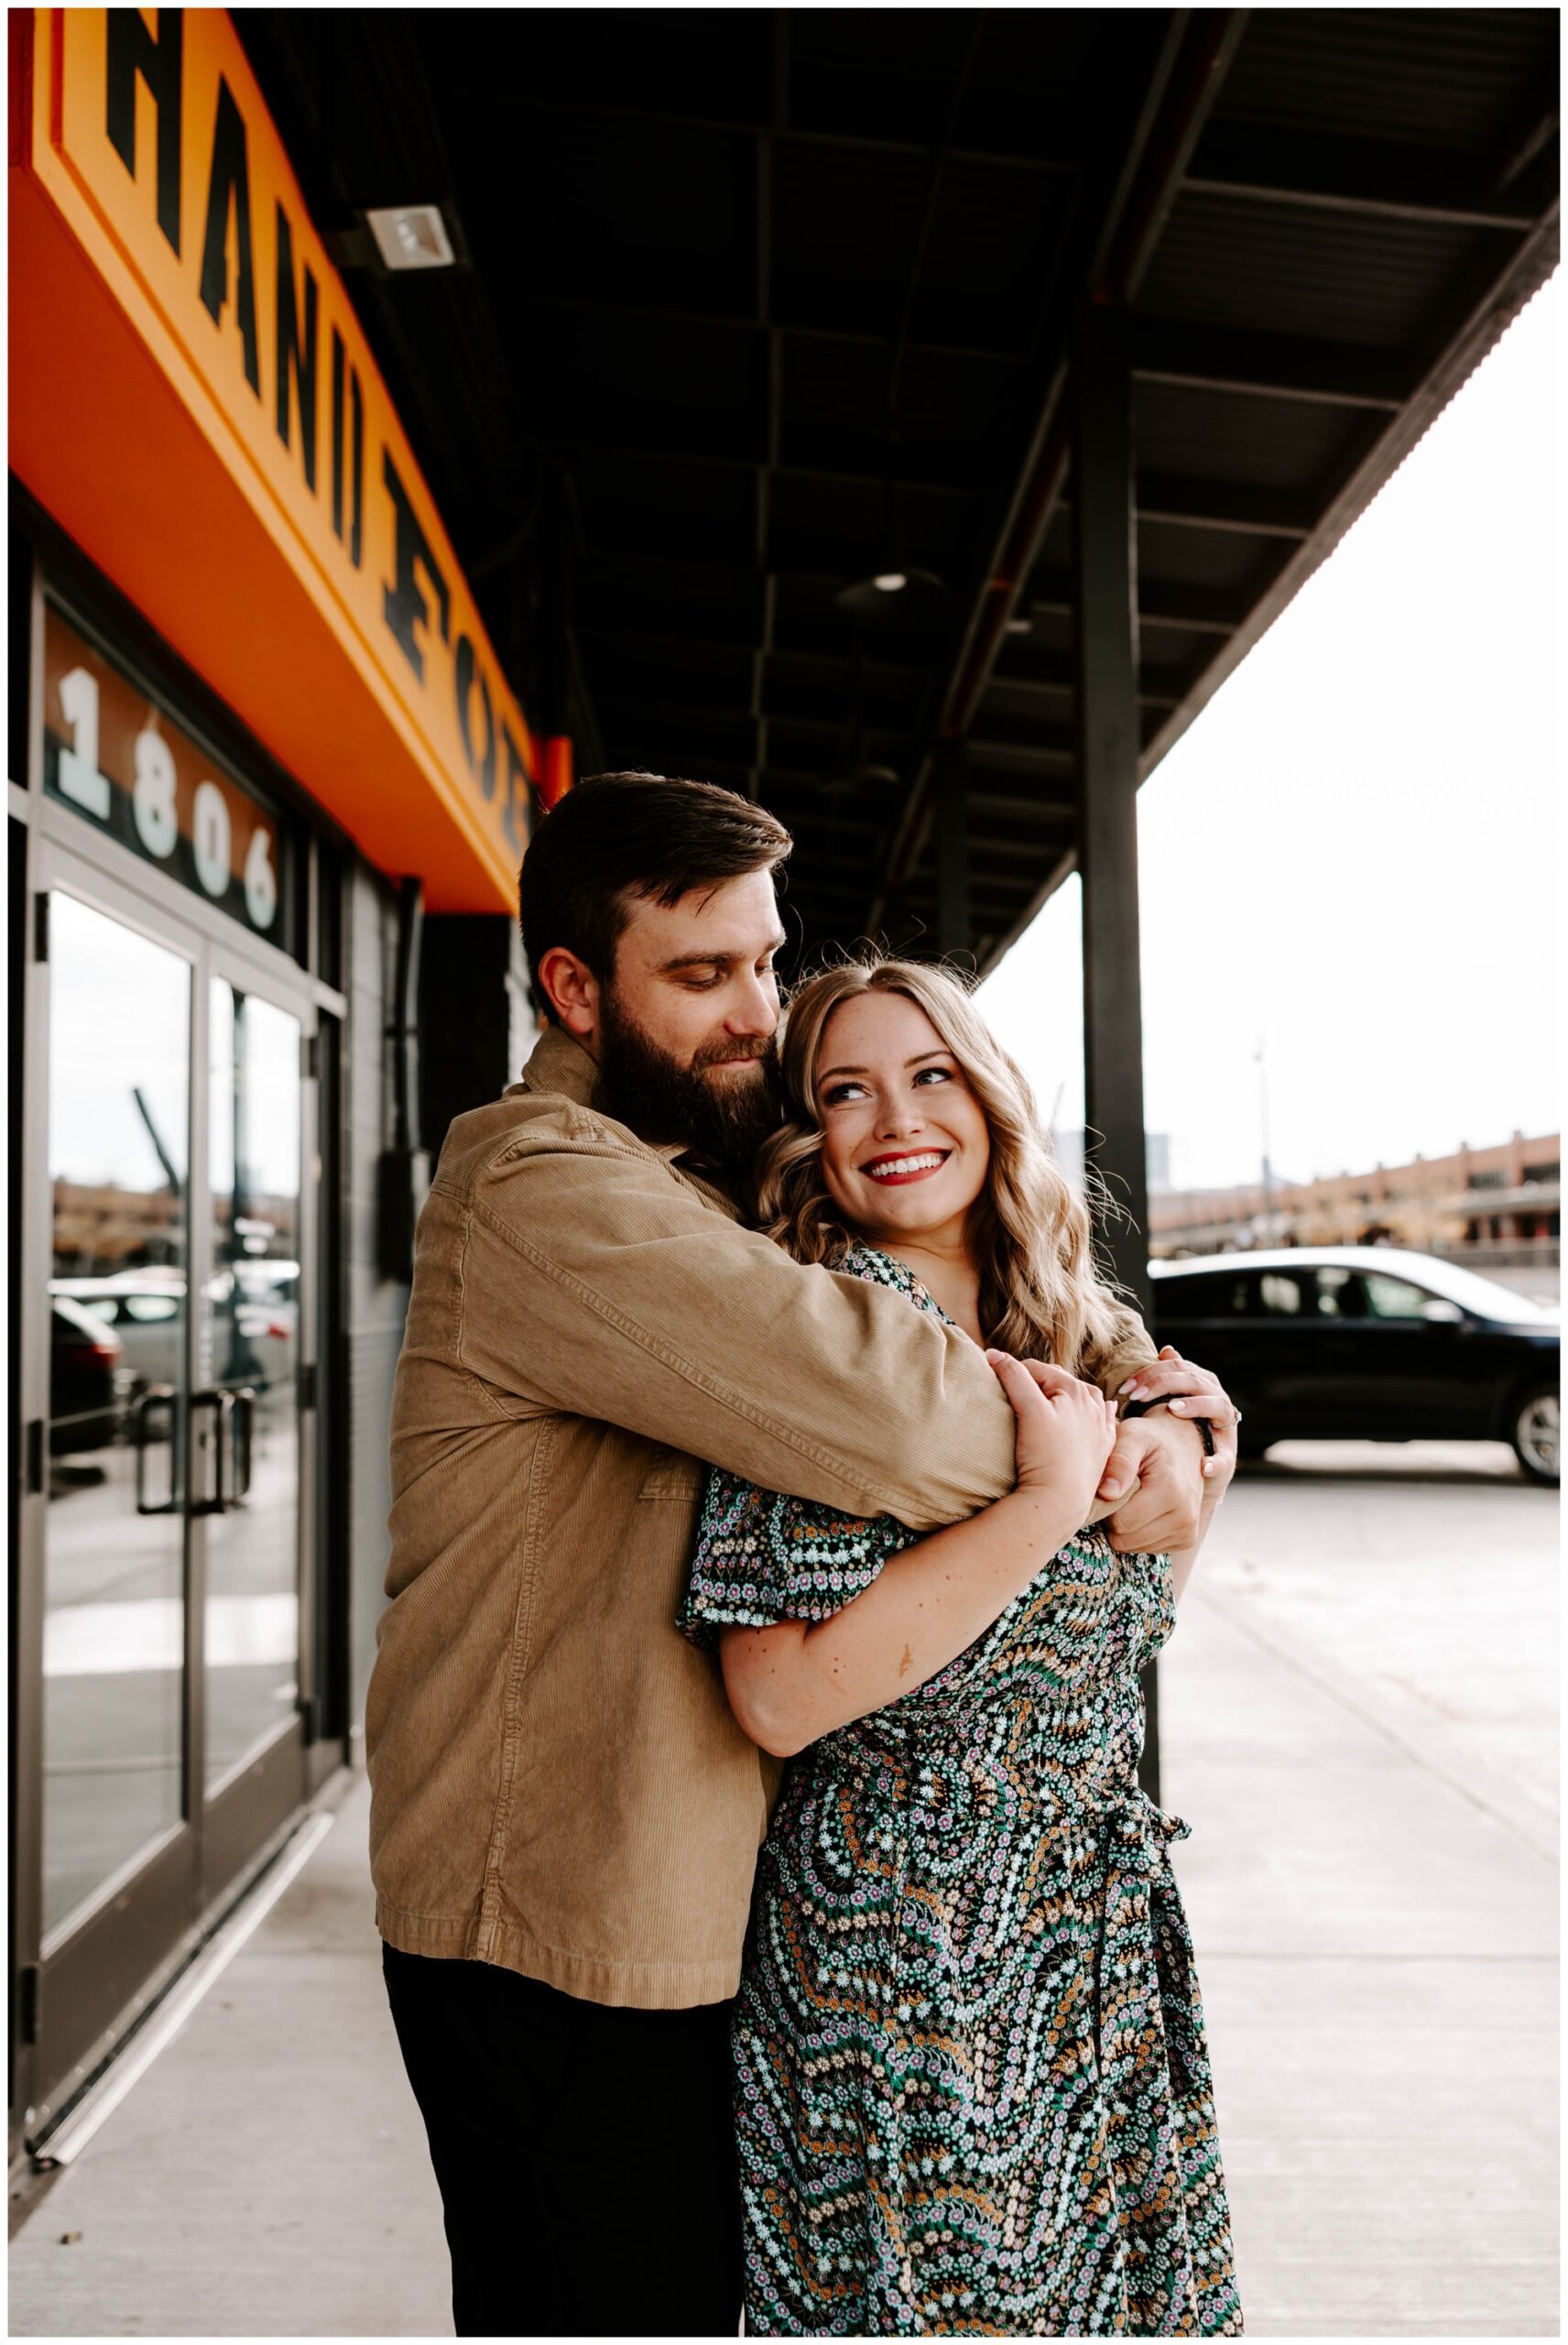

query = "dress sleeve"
[679,1464,917,1649]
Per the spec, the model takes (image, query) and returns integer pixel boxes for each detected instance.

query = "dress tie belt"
[1085,1785,1197,2108]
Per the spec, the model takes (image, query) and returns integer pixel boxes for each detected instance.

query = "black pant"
[382,1944,744,2339]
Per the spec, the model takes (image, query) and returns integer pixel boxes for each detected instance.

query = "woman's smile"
[857,1148,953,1186]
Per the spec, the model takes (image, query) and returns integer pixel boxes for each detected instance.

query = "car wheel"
[1510,1387,1560,1485]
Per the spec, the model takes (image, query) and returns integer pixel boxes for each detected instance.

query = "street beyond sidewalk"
[8,1441,1558,2337]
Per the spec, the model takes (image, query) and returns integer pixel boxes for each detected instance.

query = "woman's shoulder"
[832,1239,944,1317]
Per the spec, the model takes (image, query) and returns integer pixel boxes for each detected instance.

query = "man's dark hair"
[518,770,792,1022]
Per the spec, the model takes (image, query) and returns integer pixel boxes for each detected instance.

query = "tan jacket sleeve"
[455,1119,1017,1532]
[1083,1298,1160,1395]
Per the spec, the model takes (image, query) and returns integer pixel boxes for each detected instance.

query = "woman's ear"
[537,945,600,1045]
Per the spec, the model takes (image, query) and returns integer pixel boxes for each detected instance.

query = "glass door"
[21,856,316,2127]
[197,962,311,1897]
[36,888,194,2097]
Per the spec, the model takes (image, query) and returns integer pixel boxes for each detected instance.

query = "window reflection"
[203,982,301,1789]
[44,895,189,1940]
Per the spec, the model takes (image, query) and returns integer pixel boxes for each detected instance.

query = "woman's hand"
[985,1351,1116,1524]
[1118,1346,1240,1500]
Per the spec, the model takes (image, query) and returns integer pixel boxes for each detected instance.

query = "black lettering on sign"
[349,369,364,564]
[500,723,530,856]
[105,6,183,256]
[198,75,259,396]
[382,451,450,684]
[329,330,365,566]
[274,202,319,491]
[454,637,496,800]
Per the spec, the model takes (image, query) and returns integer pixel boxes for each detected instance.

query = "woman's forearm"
[720,1484,1090,1758]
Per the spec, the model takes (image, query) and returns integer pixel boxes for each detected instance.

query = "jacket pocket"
[637,1447,704,1502]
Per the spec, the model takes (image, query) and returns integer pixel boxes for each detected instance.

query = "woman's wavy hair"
[752,955,1149,1382]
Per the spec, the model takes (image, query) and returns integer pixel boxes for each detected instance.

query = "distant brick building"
[1149,1133,1561,1261]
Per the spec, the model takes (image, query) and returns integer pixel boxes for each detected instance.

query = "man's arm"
[454,1123,1017,1532]
[455,1114,1208,1546]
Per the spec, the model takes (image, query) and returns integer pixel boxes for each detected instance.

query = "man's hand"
[1119,1347,1241,1500]
[1097,1412,1206,1552]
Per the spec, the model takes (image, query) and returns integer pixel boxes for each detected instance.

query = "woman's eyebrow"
[819,1051,951,1079]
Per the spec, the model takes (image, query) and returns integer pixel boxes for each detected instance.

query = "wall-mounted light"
[365,203,456,272]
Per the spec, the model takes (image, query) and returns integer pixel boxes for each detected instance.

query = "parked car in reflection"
[1150,1247,1560,1484]
[49,1295,126,1455]
[51,1264,297,1396]
[51,1272,186,1398]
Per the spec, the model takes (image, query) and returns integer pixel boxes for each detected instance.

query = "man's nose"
[725,971,779,1037]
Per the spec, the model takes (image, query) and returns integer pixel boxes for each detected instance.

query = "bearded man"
[368,771,1220,2339]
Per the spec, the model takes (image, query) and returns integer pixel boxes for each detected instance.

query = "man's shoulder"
[431,1085,661,1202]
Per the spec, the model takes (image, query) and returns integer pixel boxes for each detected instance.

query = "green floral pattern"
[681,1243,1241,2336]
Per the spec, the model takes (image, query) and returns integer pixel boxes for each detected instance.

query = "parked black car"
[49,1295,125,1456]
[1150,1248,1560,1485]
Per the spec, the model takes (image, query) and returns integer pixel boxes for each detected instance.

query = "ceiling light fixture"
[365,203,456,272]
[835,566,948,621]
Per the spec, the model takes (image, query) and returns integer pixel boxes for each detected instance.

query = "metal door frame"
[15,838,318,2138]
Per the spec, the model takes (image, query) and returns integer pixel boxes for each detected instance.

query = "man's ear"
[537,945,601,1047]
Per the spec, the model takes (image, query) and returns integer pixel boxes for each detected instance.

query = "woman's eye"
[913,1065,953,1086]
[822,1082,867,1107]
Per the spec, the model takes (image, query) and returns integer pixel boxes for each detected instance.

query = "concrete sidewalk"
[9,1445,1558,2336]
[1164,1442,1558,2339]
[8,1774,451,2340]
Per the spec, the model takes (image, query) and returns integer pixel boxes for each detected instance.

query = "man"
[368,772,1214,2339]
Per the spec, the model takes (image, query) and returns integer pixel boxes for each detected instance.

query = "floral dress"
[680,1244,1241,2338]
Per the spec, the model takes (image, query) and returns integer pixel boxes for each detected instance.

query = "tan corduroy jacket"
[367,1026,1156,2009]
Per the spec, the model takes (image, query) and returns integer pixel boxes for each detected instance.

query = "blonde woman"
[680,959,1241,2338]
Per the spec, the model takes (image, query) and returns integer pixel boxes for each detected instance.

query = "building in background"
[7,10,555,2154]
[1150,1132,1561,1267]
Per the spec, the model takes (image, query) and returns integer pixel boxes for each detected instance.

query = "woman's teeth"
[865,1152,947,1180]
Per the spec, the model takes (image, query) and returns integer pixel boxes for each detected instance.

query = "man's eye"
[682,972,724,990]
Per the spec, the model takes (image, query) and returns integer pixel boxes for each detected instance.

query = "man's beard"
[596,988,784,1169]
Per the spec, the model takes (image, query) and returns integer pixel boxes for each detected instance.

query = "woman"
[680,958,1242,2338]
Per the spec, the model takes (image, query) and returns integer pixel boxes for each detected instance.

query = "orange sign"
[11,9,538,910]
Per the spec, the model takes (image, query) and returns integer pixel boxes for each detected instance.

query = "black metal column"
[1071,301,1160,1799]
[934,746,971,963]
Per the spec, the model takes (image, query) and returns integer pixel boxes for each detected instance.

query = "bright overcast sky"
[979,272,1560,1194]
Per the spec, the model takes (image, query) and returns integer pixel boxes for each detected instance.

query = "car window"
[77,1297,121,1324]
[1258,1273,1302,1315]
[1361,1272,1439,1321]
[123,1294,180,1323]
[1312,1266,1363,1319]
[1159,1272,1253,1316]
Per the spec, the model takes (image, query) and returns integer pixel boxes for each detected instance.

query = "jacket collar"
[513,1025,690,1164]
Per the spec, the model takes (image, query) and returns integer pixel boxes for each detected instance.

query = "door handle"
[132,1383,179,1516]
[228,1386,256,1504]
[189,1389,224,1516]
[190,1385,256,1514]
